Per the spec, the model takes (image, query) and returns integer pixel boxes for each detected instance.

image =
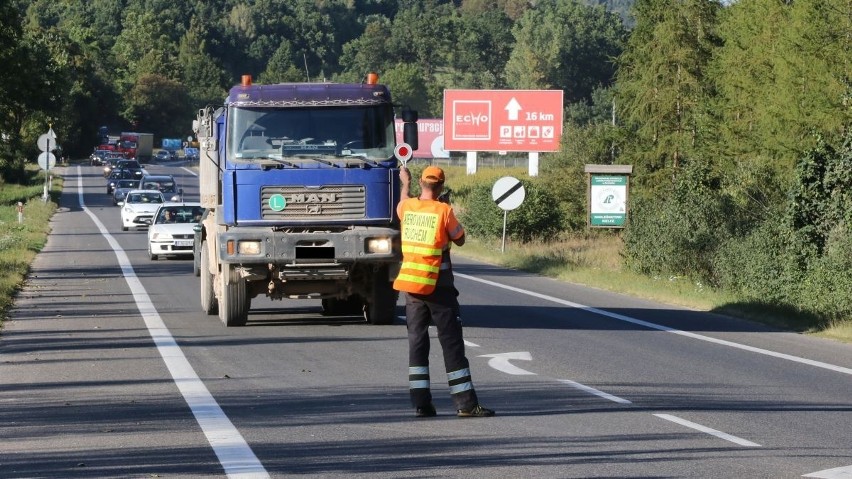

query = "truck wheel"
[364,268,398,325]
[200,242,217,315]
[219,265,249,327]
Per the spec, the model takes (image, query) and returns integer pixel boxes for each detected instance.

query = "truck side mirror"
[402,109,418,150]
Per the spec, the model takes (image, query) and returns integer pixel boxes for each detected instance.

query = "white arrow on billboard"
[505,97,522,120]
[479,352,536,376]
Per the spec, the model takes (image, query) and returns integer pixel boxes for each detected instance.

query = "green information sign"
[269,194,287,211]
[589,175,627,227]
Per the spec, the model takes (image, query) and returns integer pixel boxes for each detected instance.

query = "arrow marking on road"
[803,465,852,478]
[479,352,536,375]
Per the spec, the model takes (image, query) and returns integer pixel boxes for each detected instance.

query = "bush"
[460,178,566,242]
[622,162,734,283]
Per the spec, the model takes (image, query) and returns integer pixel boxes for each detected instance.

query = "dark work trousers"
[406,286,478,411]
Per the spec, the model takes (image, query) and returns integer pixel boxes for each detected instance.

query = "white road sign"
[37,134,54,152]
[37,152,56,170]
[492,176,525,211]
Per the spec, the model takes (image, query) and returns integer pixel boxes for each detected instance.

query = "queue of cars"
[103,162,202,261]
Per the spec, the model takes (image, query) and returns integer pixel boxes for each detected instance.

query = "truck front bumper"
[217,226,400,266]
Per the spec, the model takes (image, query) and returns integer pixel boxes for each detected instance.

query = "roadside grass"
[0,166,62,326]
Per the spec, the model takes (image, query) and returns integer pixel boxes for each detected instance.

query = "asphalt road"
[1,163,851,478]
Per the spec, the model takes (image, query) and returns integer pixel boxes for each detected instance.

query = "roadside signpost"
[36,127,58,202]
[584,164,633,228]
[444,90,563,176]
[492,176,526,253]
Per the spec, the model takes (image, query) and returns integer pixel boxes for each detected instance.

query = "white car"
[120,190,165,231]
[147,202,204,260]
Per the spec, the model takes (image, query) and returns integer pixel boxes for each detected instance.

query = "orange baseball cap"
[421,165,445,184]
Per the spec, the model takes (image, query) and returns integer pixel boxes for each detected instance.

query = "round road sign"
[492,176,525,211]
[37,152,56,170]
[37,133,54,152]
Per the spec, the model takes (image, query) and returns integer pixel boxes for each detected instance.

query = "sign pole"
[501,210,508,253]
[43,137,50,202]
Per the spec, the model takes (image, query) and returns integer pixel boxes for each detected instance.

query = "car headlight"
[367,237,391,254]
[151,232,172,240]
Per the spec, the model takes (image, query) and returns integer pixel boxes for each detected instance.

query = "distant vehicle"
[138,174,182,202]
[119,190,165,231]
[102,153,128,178]
[183,147,199,162]
[115,159,145,180]
[112,179,140,205]
[106,169,137,194]
[118,132,154,162]
[90,149,112,166]
[147,202,205,260]
[154,150,171,162]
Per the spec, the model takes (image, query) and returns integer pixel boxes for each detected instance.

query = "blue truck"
[193,74,417,326]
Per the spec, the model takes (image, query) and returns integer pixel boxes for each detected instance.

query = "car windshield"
[127,193,163,204]
[117,180,137,188]
[227,104,395,164]
[155,206,204,224]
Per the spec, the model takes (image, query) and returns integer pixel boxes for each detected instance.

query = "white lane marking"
[181,166,197,176]
[557,379,632,404]
[77,167,269,479]
[803,465,852,478]
[479,352,537,375]
[456,273,852,376]
[653,413,761,447]
[397,315,480,347]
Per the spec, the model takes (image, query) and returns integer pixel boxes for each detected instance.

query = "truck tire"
[219,264,249,327]
[200,242,217,315]
[364,267,398,325]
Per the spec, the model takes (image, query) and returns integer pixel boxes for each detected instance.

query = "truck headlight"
[238,241,261,255]
[367,238,391,254]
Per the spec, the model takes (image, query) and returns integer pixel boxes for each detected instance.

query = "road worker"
[394,165,495,418]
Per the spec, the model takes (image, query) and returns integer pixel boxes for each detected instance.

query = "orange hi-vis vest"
[393,198,464,295]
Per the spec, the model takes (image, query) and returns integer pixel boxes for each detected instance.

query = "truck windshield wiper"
[252,156,302,169]
[330,154,381,168]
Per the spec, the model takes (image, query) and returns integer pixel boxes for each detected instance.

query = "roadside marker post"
[491,176,525,253]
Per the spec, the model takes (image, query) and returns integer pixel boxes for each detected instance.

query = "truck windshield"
[228,105,396,164]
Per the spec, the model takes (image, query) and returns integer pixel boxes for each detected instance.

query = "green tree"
[615,0,720,184]
[179,17,228,111]
[123,74,190,138]
[505,0,626,103]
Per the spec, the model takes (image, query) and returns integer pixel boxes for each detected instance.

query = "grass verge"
[0,166,62,327]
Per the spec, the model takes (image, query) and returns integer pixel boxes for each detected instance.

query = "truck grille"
[261,185,366,220]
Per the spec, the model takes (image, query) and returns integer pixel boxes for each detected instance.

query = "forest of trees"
[1,0,850,324]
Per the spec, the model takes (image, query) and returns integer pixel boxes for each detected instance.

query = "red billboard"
[394,118,448,158]
[443,90,563,152]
